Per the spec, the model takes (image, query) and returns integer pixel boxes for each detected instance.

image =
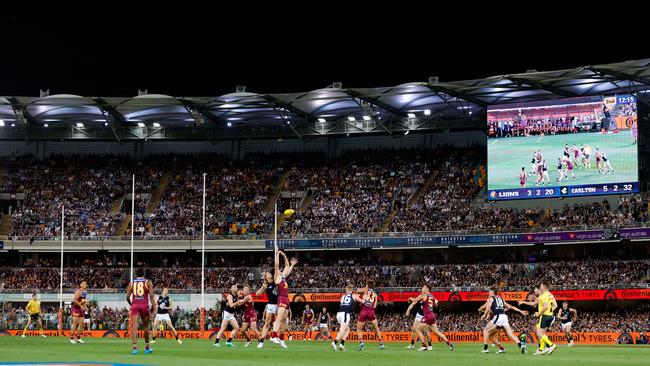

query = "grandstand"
[1,58,650,365]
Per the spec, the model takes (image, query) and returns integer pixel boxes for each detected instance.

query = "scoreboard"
[489,182,638,200]
[486,94,639,201]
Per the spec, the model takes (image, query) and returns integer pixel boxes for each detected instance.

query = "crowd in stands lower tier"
[1,150,649,240]
[1,260,647,291]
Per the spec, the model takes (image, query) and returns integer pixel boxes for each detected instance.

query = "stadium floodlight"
[44,123,49,128]
[404,129,410,135]
[227,122,232,127]
[347,116,356,122]
[76,122,84,127]
[153,122,161,127]
[407,113,416,118]
[362,115,371,121]
[0,120,4,127]
[104,122,109,127]
[137,122,145,127]
[424,109,431,116]
[469,111,473,115]
[317,118,326,123]
[11,123,16,127]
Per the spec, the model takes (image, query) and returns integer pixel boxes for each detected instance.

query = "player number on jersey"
[135,281,145,297]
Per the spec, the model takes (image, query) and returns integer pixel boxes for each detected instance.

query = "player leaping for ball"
[270,250,298,349]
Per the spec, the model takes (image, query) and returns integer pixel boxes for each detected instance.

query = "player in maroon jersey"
[519,167,527,188]
[70,281,88,344]
[240,285,260,347]
[271,250,297,348]
[302,304,315,341]
[353,280,385,351]
[406,284,453,351]
[126,267,156,355]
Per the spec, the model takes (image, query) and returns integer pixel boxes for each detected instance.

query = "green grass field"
[487,132,638,191]
[1,337,649,366]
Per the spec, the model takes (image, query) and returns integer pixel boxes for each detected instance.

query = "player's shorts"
[491,314,509,328]
[561,321,572,331]
[266,304,278,315]
[319,323,328,329]
[358,309,376,323]
[30,313,40,321]
[84,318,91,325]
[422,313,437,326]
[243,312,257,323]
[537,315,555,329]
[414,313,424,323]
[278,296,290,308]
[336,312,351,326]
[156,313,171,322]
[130,304,151,319]
[71,305,83,317]
[222,310,236,322]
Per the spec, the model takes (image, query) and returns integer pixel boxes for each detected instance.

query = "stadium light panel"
[347,116,356,122]
[153,122,161,127]
[104,122,109,127]
[227,122,232,127]
[0,120,4,127]
[362,115,371,121]
[137,122,145,127]
[407,113,416,118]
[11,123,16,127]
[44,123,49,127]
[424,109,431,116]
[318,118,326,123]
[404,129,410,135]
[76,122,84,127]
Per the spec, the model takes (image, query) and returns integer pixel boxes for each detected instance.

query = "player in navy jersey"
[302,305,315,341]
[126,267,156,355]
[557,301,577,346]
[256,272,278,348]
[270,250,297,349]
[331,284,354,351]
[480,288,528,354]
[317,307,333,341]
[214,284,242,348]
[151,288,182,344]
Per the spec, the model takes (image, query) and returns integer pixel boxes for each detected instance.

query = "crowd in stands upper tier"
[1,149,648,240]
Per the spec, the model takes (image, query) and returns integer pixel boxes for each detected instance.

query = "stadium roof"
[1,58,649,141]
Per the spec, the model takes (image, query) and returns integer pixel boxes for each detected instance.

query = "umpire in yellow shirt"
[23,293,46,338]
[533,281,557,355]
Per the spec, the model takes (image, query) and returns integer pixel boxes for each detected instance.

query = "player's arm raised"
[405,295,421,316]
[226,293,236,308]
[256,281,267,296]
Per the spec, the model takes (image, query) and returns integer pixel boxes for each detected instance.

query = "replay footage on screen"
[487,94,638,200]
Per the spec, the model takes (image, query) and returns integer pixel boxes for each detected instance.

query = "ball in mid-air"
[284,208,295,217]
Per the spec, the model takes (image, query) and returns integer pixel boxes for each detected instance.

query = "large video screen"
[487,94,638,200]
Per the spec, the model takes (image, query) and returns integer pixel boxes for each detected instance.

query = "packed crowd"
[544,197,648,231]
[132,153,283,238]
[1,259,647,292]
[488,114,594,138]
[2,154,163,239]
[280,148,431,235]
[2,150,649,239]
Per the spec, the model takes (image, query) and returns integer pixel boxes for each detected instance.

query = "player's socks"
[227,337,233,343]
[410,339,415,346]
[271,331,278,338]
[428,341,432,347]
[498,345,504,351]
[175,334,179,340]
[541,335,554,348]
[341,340,345,346]
[279,333,285,340]
[214,339,220,344]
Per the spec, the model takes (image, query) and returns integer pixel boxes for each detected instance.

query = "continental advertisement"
[250,288,650,303]
[2,329,645,345]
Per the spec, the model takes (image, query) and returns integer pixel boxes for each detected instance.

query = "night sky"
[1,7,647,97]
